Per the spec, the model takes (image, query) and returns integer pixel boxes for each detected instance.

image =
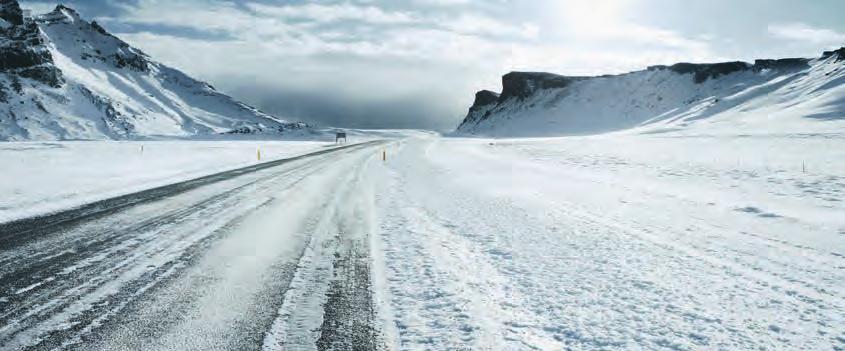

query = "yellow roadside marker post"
[257,147,261,161]
[382,150,386,162]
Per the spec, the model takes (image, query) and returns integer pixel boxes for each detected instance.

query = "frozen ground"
[1,131,843,350]
[0,140,332,223]
[372,133,845,350]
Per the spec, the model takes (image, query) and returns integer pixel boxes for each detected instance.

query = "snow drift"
[0,0,308,141]
[457,48,845,137]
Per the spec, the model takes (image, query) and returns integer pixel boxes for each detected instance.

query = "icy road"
[0,135,843,350]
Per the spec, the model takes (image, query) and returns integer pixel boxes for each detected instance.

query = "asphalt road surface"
[0,141,387,351]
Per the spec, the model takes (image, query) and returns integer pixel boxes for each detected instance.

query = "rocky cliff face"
[457,90,499,129]
[456,48,845,137]
[0,1,309,141]
[645,59,811,84]
[0,0,62,88]
[499,72,585,100]
[0,0,23,26]
[823,47,845,62]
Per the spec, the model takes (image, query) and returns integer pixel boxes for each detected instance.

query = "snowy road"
[0,141,388,350]
[1,134,844,350]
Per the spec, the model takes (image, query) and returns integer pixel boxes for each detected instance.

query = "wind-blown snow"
[370,134,844,349]
[2,130,842,349]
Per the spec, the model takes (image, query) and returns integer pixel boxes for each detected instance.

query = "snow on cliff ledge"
[0,0,309,141]
[457,49,845,137]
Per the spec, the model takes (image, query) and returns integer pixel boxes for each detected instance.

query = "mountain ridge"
[0,0,310,141]
[457,48,845,137]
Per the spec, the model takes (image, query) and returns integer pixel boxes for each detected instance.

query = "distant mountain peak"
[38,4,83,24]
[0,0,311,140]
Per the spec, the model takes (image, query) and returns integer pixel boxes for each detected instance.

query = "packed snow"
[370,133,844,350]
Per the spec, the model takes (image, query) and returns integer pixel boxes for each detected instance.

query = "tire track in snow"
[263,152,385,351]
[316,160,382,351]
[0,141,383,249]
[0,142,387,350]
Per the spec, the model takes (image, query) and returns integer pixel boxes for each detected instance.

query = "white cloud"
[768,22,845,45]
[246,2,418,25]
[440,14,539,39]
[503,0,715,75]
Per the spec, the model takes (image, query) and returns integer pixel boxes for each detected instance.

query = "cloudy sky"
[21,0,845,130]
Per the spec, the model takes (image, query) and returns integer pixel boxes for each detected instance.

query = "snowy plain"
[0,128,426,223]
[0,140,330,223]
[371,133,845,350]
[0,130,843,350]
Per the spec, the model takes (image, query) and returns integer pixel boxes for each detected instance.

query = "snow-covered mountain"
[457,48,845,137]
[0,0,308,141]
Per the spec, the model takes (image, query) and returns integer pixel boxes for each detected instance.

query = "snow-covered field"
[0,140,331,222]
[371,133,845,349]
[1,130,842,350]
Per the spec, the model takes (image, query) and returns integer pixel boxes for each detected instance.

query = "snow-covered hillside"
[0,0,308,141]
[457,49,845,137]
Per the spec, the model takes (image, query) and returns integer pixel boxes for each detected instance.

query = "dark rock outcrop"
[471,90,499,109]
[649,62,750,84]
[752,58,810,71]
[90,21,112,37]
[0,1,63,87]
[822,47,845,62]
[457,90,500,129]
[0,0,23,25]
[0,42,49,70]
[112,50,149,71]
[500,72,583,100]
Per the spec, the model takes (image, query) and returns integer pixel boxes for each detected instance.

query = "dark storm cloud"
[229,82,459,130]
[215,52,482,131]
